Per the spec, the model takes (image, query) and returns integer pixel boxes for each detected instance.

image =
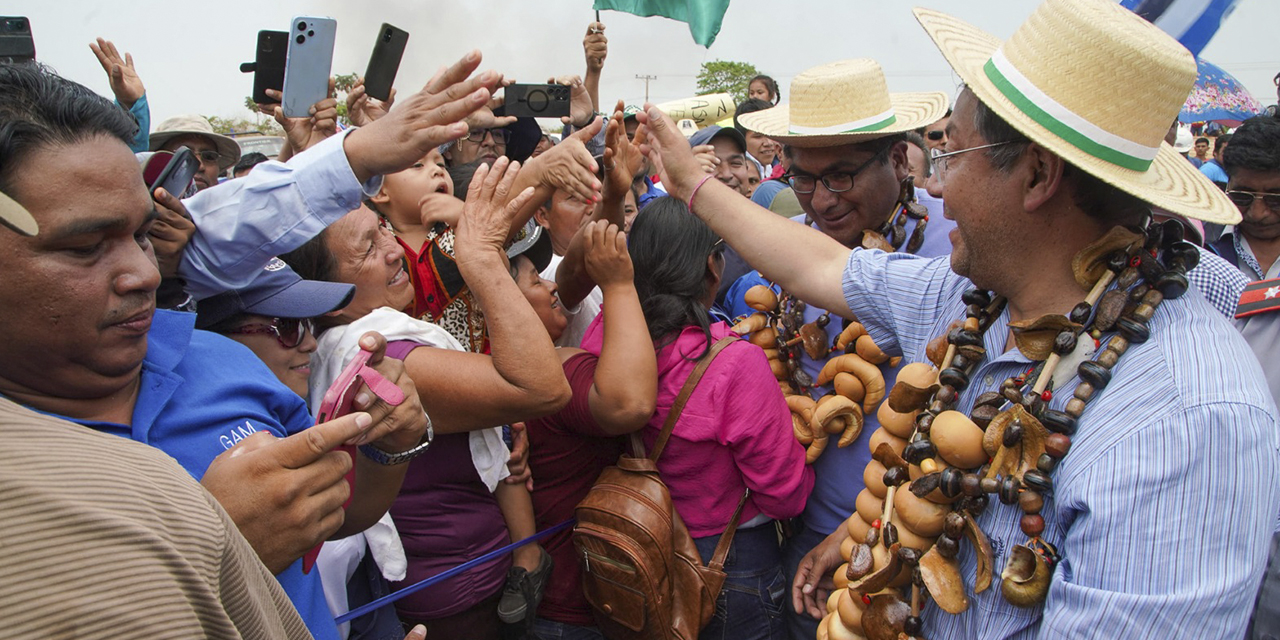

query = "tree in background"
[696,60,759,103]
[218,71,363,136]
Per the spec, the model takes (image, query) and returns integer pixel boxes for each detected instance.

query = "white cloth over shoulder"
[309,307,512,490]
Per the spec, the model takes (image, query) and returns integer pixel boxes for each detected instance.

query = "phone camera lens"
[307,30,315,37]
[297,21,307,31]
[384,29,393,42]
[296,34,306,45]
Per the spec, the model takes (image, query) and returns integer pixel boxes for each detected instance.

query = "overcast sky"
[8,0,1278,126]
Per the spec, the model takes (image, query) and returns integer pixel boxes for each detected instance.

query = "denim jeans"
[692,522,787,640]
[781,521,827,640]
[530,616,606,640]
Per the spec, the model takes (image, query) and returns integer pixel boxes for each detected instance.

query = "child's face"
[378,149,452,219]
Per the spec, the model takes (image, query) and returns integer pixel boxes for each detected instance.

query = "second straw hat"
[738,59,948,148]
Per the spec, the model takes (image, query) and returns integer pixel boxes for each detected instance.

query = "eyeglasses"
[930,141,1017,186]
[1226,190,1280,212]
[194,149,224,165]
[465,128,510,144]
[225,317,315,349]
[926,130,946,141]
[783,147,889,195]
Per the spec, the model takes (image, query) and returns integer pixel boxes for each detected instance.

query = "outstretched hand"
[636,104,706,202]
[583,22,608,73]
[454,157,537,262]
[346,77,396,127]
[344,50,505,183]
[549,75,594,129]
[89,37,145,108]
[524,117,603,204]
[603,99,647,204]
[582,220,632,290]
[270,80,340,154]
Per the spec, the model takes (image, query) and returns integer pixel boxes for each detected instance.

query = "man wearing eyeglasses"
[922,109,951,151]
[150,114,242,191]
[720,59,957,640]
[1210,117,1280,283]
[447,126,510,166]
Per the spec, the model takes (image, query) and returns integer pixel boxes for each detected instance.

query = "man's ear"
[887,140,911,182]
[533,203,551,229]
[1022,142,1067,214]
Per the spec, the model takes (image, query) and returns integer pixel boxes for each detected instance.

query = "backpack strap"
[707,489,751,573]
[646,336,737,462]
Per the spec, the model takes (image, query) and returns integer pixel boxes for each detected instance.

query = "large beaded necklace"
[819,217,1200,640]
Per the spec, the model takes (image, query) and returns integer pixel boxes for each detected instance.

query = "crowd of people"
[1,0,1279,639]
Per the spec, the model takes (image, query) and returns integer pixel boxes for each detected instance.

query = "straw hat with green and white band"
[914,0,1240,225]
[738,59,949,148]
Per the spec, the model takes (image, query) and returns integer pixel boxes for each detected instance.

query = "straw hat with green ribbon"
[738,59,949,148]
[914,0,1240,225]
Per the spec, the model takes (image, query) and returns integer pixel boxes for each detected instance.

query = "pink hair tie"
[687,174,715,212]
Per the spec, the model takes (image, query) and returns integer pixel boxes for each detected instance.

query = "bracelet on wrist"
[359,415,434,466]
[687,174,715,212]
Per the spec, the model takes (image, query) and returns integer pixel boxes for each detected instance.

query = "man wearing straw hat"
[634,0,1279,637]
[724,58,956,640]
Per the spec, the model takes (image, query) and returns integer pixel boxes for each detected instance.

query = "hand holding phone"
[282,17,336,118]
[241,30,287,106]
[503,83,571,119]
[144,148,200,201]
[364,23,408,102]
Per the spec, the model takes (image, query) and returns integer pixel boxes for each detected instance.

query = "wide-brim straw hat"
[149,114,242,171]
[738,59,949,148]
[914,0,1240,225]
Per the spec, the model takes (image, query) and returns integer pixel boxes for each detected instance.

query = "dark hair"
[0,62,138,195]
[627,196,722,358]
[448,159,484,201]
[968,92,1147,226]
[902,131,932,177]
[1195,136,1210,145]
[748,75,780,105]
[1214,133,1232,154]
[1223,117,1280,176]
[280,229,338,284]
[733,98,774,133]
[203,312,251,335]
[232,152,268,175]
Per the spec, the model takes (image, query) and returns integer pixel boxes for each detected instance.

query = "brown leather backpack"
[572,336,749,640]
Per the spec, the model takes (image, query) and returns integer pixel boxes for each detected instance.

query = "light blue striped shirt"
[841,248,1280,639]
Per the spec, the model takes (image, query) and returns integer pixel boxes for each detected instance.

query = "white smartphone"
[282,16,336,118]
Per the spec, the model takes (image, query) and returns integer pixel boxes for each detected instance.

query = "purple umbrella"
[1180,57,1264,127]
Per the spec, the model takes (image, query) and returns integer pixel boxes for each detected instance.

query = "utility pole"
[636,74,657,103]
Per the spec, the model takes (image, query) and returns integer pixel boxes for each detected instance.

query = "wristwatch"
[358,415,434,466]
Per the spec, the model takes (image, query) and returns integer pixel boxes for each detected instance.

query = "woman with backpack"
[574,197,814,640]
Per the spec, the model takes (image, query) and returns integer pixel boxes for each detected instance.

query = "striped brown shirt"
[0,398,313,639]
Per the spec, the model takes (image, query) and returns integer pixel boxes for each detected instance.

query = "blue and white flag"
[1119,0,1243,56]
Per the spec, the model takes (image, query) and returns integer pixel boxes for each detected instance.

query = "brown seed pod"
[1007,314,1082,361]
[1093,288,1128,332]
[860,592,911,640]
[886,362,941,413]
[1071,225,1144,290]
[855,334,891,365]
[1001,544,1053,607]
[919,545,970,614]
[800,321,831,361]
[745,284,779,313]
[861,229,896,253]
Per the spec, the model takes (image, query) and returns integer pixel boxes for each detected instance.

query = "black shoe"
[496,547,553,624]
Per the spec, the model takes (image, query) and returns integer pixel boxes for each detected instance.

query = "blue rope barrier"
[334,518,576,624]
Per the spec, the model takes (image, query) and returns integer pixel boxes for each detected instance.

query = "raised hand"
[272,82,340,155]
[692,144,720,175]
[582,220,632,290]
[348,332,427,454]
[636,104,708,202]
[346,77,396,127]
[201,411,377,573]
[584,23,607,73]
[523,116,603,204]
[454,157,537,262]
[89,37,144,108]
[602,100,647,204]
[344,50,505,183]
[549,75,594,129]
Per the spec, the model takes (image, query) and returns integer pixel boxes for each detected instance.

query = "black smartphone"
[239,30,288,105]
[504,83,571,119]
[0,16,35,62]
[364,23,408,102]
[147,148,200,204]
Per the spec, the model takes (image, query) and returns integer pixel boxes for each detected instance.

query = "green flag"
[593,0,731,47]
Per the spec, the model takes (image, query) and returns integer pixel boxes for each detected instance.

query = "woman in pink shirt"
[579,197,813,640]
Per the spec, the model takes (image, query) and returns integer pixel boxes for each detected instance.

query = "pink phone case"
[304,350,373,573]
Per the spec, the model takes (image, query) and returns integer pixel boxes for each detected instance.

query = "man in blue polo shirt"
[0,59,504,639]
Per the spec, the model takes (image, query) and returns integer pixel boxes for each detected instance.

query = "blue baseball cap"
[687,124,747,153]
[195,257,355,329]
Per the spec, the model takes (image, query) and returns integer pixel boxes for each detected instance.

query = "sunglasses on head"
[226,317,315,349]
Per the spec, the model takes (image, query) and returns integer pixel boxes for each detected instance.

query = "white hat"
[149,114,241,171]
